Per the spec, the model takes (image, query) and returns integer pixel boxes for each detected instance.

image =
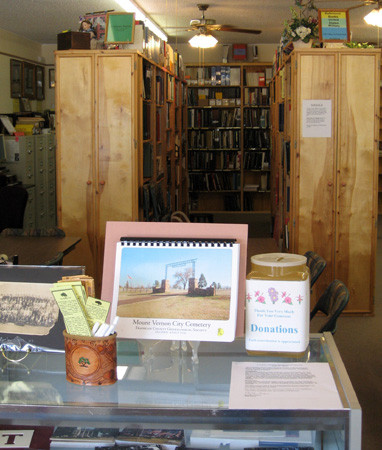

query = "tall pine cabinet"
[55,50,187,294]
[271,48,380,314]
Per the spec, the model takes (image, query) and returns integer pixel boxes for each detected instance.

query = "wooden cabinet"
[55,50,186,293]
[271,48,380,314]
[186,63,272,221]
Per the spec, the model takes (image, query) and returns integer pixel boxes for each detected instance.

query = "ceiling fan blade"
[214,25,262,34]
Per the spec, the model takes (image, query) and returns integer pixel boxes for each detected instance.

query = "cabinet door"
[56,54,96,276]
[95,54,138,278]
[293,52,337,301]
[336,53,379,313]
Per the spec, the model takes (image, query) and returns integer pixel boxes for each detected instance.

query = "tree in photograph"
[198,273,207,288]
[174,267,193,289]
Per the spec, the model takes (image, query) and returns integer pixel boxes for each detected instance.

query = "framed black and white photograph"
[49,68,55,88]
[35,65,44,100]
[0,265,85,350]
[22,62,35,99]
[10,59,22,98]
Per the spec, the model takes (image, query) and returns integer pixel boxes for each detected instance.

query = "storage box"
[57,32,90,50]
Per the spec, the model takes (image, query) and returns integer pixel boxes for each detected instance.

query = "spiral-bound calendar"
[110,237,240,342]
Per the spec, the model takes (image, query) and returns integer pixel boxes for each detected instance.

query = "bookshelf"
[270,48,380,314]
[379,69,382,215]
[55,50,187,293]
[185,62,272,220]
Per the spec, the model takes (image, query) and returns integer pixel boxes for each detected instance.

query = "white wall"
[0,28,56,114]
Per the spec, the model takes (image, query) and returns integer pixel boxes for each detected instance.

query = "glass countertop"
[0,333,358,430]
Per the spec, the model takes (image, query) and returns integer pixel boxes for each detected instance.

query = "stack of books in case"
[50,427,119,448]
[114,428,184,449]
[50,427,184,449]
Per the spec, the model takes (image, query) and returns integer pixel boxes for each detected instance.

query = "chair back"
[310,279,349,333]
[0,185,28,233]
[45,251,64,266]
[304,250,327,288]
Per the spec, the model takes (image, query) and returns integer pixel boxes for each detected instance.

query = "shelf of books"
[185,62,272,220]
[141,57,188,221]
[269,56,292,248]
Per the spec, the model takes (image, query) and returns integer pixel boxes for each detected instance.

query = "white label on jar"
[245,279,310,353]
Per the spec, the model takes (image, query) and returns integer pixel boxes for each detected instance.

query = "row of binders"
[244,87,270,106]
[244,129,270,149]
[188,129,241,150]
[243,108,270,129]
[243,150,270,171]
[188,172,241,192]
[187,66,241,86]
[188,150,241,171]
[188,108,241,128]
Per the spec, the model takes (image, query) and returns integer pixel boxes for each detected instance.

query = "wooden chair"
[310,280,349,334]
[304,250,327,288]
[45,251,64,266]
[170,211,190,223]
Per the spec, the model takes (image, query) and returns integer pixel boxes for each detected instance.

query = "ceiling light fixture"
[364,1,382,27]
[188,33,218,48]
[115,0,168,41]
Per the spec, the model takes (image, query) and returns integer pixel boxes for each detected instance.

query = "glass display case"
[0,333,360,449]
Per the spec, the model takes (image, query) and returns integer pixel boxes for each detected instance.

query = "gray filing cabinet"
[3,134,56,229]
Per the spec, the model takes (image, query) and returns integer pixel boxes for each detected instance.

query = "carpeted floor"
[330,237,382,449]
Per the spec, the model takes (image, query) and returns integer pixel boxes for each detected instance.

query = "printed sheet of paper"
[229,362,342,410]
[302,99,332,138]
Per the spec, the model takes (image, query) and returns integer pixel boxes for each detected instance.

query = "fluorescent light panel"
[115,0,168,41]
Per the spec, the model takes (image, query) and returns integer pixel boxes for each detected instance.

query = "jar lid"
[251,253,307,267]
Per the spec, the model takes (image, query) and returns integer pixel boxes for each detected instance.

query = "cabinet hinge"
[294,140,297,149]
[134,139,137,149]
[293,219,296,227]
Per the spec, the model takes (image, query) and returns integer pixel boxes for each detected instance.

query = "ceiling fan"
[172,4,262,36]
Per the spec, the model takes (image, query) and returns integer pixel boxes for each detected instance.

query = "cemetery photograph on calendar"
[115,244,235,320]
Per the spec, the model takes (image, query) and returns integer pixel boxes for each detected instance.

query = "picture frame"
[35,65,45,100]
[83,11,109,41]
[318,9,350,42]
[49,68,55,88]
[0,265,85,350]
[105,12,135,44]
[22,62,35,99]
[10,59,22,98]
[19,97,32,113]
[232,44,247,60]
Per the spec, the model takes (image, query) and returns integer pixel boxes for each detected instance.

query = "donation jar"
[246,253,310,357]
